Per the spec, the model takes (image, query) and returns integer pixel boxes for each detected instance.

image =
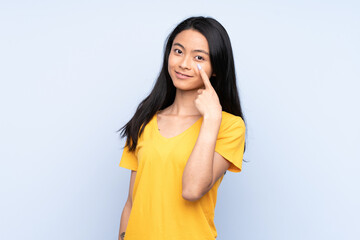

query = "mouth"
[175,71,192,78]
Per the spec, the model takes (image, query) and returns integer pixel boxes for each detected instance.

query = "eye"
[174,49,182,54]
[195,55,204,61]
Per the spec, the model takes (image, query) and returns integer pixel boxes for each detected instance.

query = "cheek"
[204,65,213,78]
[168,55,175,70]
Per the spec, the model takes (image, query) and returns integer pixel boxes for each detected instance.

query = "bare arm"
[182,64,231,201]
[119,170,137,240]
[182,117,230,201]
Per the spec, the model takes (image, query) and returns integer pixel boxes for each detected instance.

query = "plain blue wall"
[0,0,359,239]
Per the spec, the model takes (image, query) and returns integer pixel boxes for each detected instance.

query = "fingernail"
[197,63,202,70]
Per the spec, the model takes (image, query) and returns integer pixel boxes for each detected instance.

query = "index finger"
[197,63,212,89]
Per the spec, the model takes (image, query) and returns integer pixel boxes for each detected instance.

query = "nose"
[179,55,192,70]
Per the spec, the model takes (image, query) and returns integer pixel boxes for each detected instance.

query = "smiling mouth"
[175,71,192,77]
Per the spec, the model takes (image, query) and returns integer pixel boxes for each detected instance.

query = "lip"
[175,71,192,79]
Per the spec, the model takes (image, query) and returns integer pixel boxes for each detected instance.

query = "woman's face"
[168,29,214,91]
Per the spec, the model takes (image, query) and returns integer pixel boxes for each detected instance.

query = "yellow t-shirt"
[119,111,246,240]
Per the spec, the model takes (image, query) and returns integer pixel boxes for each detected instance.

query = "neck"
[166,89,201,116]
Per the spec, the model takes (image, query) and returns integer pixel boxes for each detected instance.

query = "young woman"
[118,16,247,240]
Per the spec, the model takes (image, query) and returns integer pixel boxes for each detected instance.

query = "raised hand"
[194,63,222,120]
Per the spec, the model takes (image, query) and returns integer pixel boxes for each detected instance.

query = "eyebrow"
[173,42,209,55]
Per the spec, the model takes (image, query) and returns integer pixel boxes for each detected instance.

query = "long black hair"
[118,16,246,155]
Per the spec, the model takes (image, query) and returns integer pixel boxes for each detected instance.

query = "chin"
[172,81,201,91]
[169,72,203,91]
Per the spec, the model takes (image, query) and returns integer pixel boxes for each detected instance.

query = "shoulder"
[138,114,157,138]
[220,111,245,129]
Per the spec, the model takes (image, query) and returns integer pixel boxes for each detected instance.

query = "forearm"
[182,116,221,199]
[119,201,132,240]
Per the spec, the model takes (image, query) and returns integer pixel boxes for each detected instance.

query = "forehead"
[173,29,209,51]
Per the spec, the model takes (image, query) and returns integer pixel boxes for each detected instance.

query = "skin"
[160,29,231,201]
[118,29,231,239]
[119,170,136,240]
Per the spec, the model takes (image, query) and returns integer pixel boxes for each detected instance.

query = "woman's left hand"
[194,64,222,120]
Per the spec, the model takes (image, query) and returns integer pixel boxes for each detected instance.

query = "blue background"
[0,0,359,239]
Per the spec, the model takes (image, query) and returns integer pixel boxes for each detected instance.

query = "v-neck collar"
[154,111,203,141]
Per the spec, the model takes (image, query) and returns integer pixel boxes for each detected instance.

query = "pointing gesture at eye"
[195,63,222,120]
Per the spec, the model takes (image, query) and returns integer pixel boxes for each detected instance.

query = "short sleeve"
[119,143,138,171]
[215,116,246,173]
